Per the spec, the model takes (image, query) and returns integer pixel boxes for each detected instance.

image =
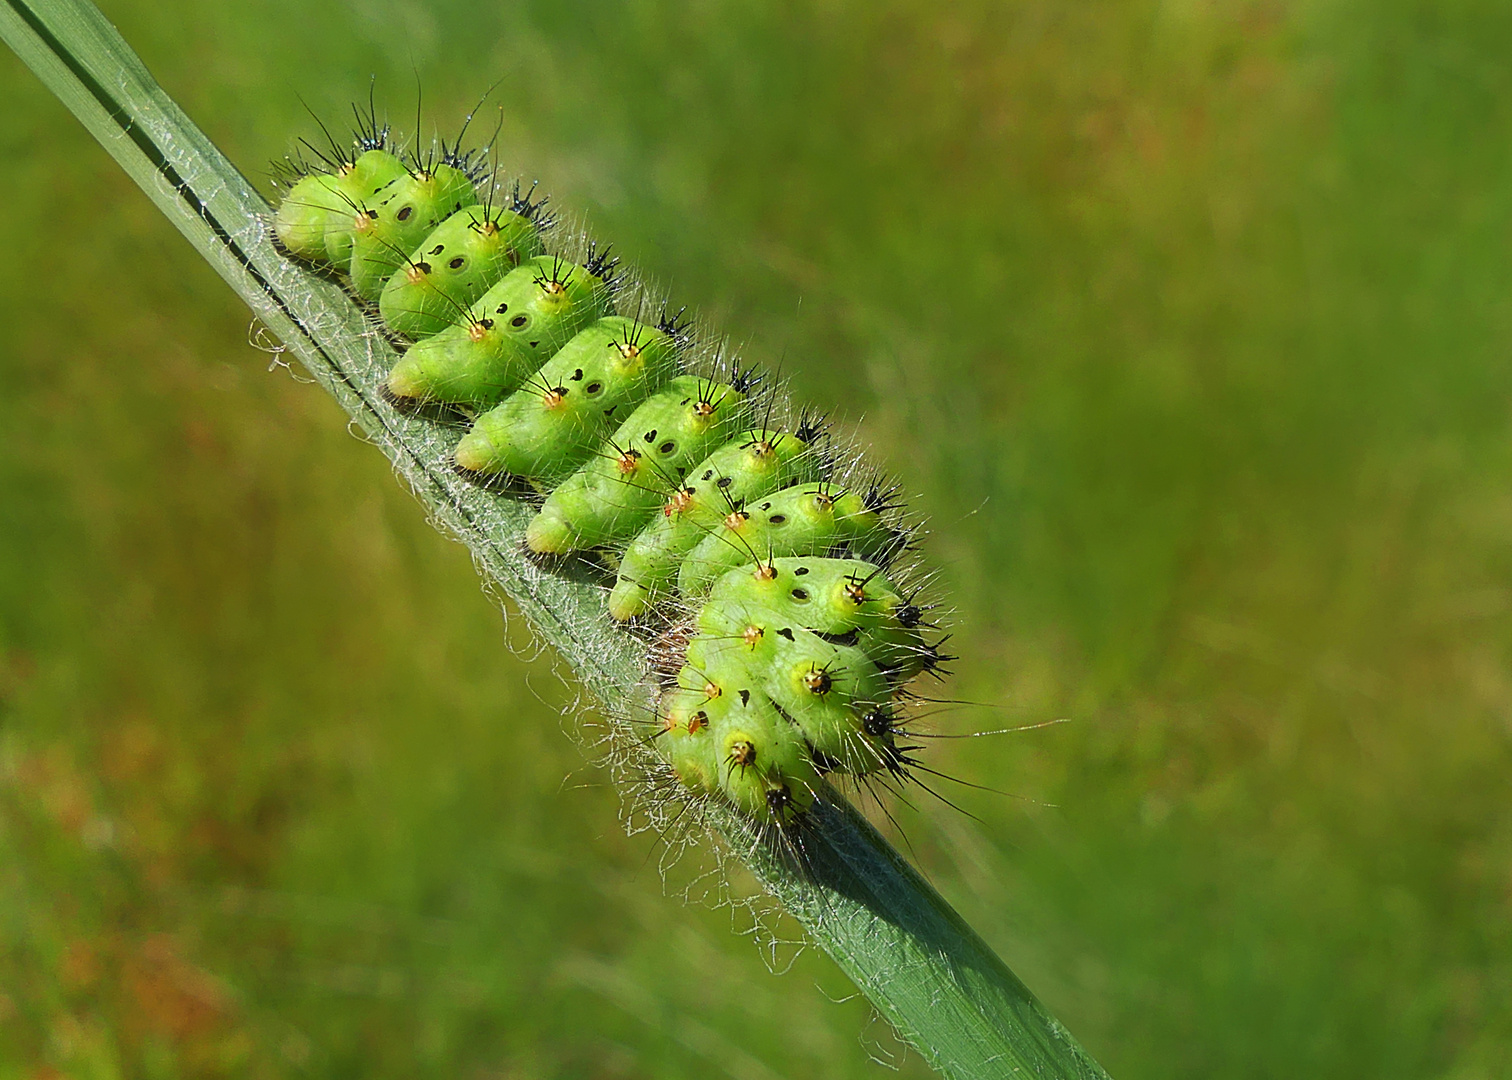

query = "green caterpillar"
[271,115,945,824]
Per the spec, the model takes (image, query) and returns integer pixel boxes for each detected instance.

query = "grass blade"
[0,1,1113,1076]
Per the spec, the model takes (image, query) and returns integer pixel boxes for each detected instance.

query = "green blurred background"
[3,0,1511,1076]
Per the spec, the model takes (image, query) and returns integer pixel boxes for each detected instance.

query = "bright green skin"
[349,162,478,300]
[659,557,921,810]
[324,150,411,266]
[687,610,891,774]
[702,556,905,635]
[386,256,609,407]
[274,172,346,262]
[526,376,750,554]
[676,483,886,598]
[658,680,818,822]
[454,318,678,481]
[378,204,543,339]
[607,431,816,621]
[659,686,721,794]
[708,686,819,822]
[700,556,929,682]
[273,149,408,264]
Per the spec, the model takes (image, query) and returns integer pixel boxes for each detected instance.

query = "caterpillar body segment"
[686,617,891,775]
[675,482,892,599]
[707,687,821,822]
[378,202,545,338]
[525,376,750,554]
[271,116,952,831]
[655,557,921,818]
[273,148,410,264]
[608,430,818,621]
[658,682,820,823]
[455,317,680,482]
[349,162,479,299]
[659,685,722,792]
[700,555,908,636]
[273,171,350,262]
[386,256,610,406]
[696,557,931,680]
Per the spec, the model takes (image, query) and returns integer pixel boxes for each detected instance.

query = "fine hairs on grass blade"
[0,1,1112,1077]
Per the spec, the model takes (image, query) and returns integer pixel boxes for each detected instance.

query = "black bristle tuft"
[656,304,693,344]
[728,359,764,395]
[584,240,620,283]
[794,407,829,446]
[509,179,556,229]
[350,83,391,153]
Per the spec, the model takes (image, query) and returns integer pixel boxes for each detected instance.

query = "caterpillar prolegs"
[271,111,949,825]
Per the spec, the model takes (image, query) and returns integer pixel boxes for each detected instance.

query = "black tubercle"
[509,178,557,229]
[765,785,797,818]
[584,240,620,283]
[656,304,693,345]
[793,407,829,446]
[728,358,764,395]
[921,636,958,678]
[861,476,906,515]
[350,84,392,153]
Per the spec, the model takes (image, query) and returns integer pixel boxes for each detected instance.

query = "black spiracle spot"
[510,315,528,327]
[768,514,787,525]
[586,382,603,395]
[658,441,676,455]
[790,588,810,602]
[448,256,465,269]
[396,205,413,221]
